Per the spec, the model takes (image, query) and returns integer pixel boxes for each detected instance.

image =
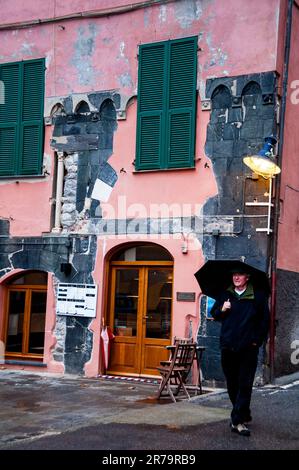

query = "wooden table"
[165,344,205,394]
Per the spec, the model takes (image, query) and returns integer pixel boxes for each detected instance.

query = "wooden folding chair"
[156,342,197,402]
[159,337,194,367]
[173,338,205,395]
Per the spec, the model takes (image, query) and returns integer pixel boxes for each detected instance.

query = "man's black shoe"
[230,423,251,436]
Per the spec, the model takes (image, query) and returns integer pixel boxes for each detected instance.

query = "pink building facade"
[0,0,298,383]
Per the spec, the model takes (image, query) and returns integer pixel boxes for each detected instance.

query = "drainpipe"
[52,152,65,233]
[270,0,293,382]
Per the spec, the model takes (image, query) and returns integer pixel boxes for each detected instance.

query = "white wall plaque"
[56,283,98,318]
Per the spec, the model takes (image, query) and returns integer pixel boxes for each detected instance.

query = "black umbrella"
[194,260,270,300]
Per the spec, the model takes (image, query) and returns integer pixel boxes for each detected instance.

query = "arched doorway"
[4,271,48,361]
[106,244,173,376]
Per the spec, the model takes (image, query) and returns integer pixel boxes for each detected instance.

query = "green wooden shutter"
[166,38,197,168]
[19,60,44,175]
[0,127,17,176]
[136,37,197,171]
[0,63,21,175]
[0,59,44,177]
[136,43,166,170]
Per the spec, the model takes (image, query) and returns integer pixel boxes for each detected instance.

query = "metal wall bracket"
[245,177,274,235]
[201,99,211,111]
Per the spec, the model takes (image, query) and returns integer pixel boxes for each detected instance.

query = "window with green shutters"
[136,37,197,171]
[0,58,45,177]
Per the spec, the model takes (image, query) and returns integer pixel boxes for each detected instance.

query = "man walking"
[211,267,270,436]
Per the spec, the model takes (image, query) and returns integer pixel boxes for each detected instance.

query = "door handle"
[143,316,149,320]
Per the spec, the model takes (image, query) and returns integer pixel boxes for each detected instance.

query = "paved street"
[0,370,298,451]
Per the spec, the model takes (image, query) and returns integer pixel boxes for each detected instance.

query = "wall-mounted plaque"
[56,283,98,318]
[176,292,196,302]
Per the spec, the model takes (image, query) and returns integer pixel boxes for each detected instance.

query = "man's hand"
[221,299,231,312]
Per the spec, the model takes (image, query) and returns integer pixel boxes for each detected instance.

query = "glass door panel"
[6,291,26,353]
[28,291,47,354]
[113,269,139,337]
[145,269,172,339]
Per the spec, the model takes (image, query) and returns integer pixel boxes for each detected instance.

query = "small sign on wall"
[56,283,98,318]
[176,292,196,302]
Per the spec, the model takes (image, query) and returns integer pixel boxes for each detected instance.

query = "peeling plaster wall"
[50,91,118,231]
[1,0,281,94]
[71,24,99,87]
[0,0,287,378]
[0,125,54,237]
[0,234,98,374]
[0,0,282,238]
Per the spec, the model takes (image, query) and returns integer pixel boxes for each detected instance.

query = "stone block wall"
[198,71,277,384]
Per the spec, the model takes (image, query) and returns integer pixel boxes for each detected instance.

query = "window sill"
[133,166,196,174]
[0,174,46,180]
[5,359,46,367]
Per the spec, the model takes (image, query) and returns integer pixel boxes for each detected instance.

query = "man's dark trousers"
[221,347,259,425]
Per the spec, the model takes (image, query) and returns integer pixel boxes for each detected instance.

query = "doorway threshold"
[98,374,160,385]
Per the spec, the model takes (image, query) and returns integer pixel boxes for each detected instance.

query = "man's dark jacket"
[211,283,270,351]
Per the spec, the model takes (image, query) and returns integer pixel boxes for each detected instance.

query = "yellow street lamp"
[243,136,281,179]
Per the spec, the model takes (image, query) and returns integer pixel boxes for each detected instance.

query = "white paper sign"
[91,178,113,202]
[56,283,98,318]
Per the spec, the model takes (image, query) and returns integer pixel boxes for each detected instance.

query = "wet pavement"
[0,370,298,450]
[0,370,227,448]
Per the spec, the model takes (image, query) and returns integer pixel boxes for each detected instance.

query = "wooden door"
[108,267,141,375]
[140,267,173,375]
[108,262,173,376]
[5,286,47,359]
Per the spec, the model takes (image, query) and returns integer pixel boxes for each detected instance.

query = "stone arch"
[50,102,66,118]
[115,93,136,120]
[100,98,117,122]
[241,80,264,129]
[211,85,232,109]
[241,81,262,96]
[74,100,90,115]
[125,95,136,109]
[98,99,117,149]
